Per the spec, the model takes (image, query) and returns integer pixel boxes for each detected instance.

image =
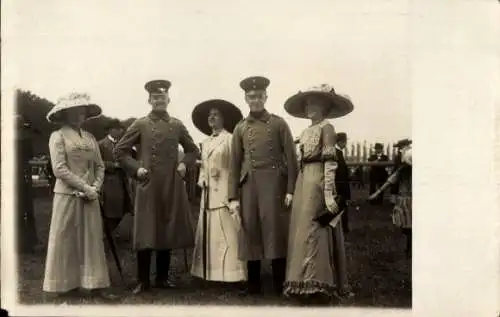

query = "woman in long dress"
[282,84,354,304]
[43,93,116,300]
[190,99,247,283]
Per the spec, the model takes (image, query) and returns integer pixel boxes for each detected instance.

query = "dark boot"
[132,249,152,294]
[239,260,261,296]
[271,258,286,296]
[154,250,177,289]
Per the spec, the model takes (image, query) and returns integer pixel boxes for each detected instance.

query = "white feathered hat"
[46,92,102,123]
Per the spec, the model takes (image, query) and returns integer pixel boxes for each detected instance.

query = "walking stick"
[202,181,209,280]
[99,198,127,286]
[73,191,126,286]
[367,165,405,201]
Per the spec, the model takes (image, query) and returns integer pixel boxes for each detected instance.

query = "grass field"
[18,187,411,307]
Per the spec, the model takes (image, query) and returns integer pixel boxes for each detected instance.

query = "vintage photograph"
[7,0,414,313]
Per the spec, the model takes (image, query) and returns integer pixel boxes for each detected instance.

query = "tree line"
[15,89,136,156]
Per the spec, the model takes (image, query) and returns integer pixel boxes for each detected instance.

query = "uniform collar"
[148,110,171,122]
[246,109,271,123]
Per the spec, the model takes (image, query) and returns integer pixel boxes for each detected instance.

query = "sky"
[8,0,412,145]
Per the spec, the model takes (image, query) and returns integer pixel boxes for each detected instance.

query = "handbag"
[313,195,345,227]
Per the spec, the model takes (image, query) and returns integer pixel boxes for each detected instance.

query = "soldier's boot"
[238,260,262,296]
[271,258,286,296]
[154,250,177,289]
[132,249,152,294]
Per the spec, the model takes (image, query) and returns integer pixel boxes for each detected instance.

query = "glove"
[325,192,339,214]
[177,162,187,178]
[227,200,240,214]
[323,160,338,212]
[284,193,293,208]
[83,185,99,201]
[136,167,149,180]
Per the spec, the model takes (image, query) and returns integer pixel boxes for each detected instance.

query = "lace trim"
[283,280,336,297]
[321,146,336,160]
[298,120,330,159]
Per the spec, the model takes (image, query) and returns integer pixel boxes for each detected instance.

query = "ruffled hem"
[283,280,336,297]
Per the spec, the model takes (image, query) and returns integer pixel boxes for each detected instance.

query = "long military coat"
[98,136,131,219]
[113,111,200,251]
[228,110,298,261]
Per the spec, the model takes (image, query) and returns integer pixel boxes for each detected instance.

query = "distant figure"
[98,119,131,234]
[369,139,412,258]
[392,139,412,257]
[390,150,402,204]
[352,165,364,189]
[368,143,389,204]
[15,115,38,253]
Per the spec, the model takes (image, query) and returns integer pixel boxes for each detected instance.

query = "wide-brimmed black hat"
[394,138,412,148]
[192,99,243,136]
[284,84,354,119]
[374,142,384,149]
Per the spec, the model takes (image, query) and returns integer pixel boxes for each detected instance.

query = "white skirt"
[43,193,110,292]
[191,206,247,282]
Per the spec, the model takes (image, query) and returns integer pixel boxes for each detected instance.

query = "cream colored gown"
[190,130,247,282]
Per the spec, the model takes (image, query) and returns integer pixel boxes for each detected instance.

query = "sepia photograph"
[1,0,498,316]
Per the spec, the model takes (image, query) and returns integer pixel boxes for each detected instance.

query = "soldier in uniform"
[228,76,298,296]
[113,80,199,294]
[98,119,131,234]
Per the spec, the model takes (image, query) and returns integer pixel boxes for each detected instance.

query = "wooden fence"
[28,141,399,202]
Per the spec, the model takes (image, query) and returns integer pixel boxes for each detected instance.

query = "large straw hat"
[192,99,243,136]
[46,92,101,123]
[284,84,353,119]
